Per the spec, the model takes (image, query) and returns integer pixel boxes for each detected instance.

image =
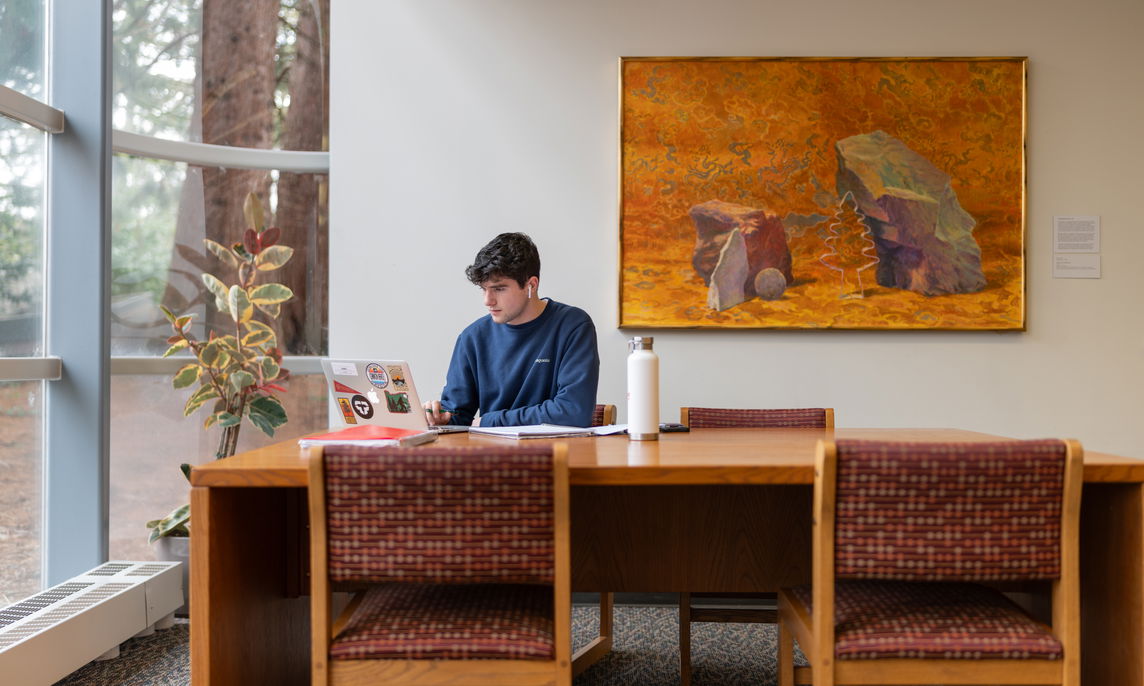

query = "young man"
[424,232,600,427]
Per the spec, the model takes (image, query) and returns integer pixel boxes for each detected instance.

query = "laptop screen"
[319,359,430,432]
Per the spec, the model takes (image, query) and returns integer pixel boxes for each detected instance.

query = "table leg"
[190,486,311,686]
[1081,482,1144,685]
[571,592,613,677]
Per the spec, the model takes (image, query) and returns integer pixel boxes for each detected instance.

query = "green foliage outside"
[1,1,318,330]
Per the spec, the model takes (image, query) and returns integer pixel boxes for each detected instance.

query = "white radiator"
[0,561,183,685]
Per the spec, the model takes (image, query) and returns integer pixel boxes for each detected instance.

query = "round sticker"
[349,394,375,419]
[364,363,389,389]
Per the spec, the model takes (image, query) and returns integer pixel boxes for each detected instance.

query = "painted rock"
[707,229,749,311]
[690,199,793,296]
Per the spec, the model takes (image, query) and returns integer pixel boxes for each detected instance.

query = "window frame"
[0,85,64,133]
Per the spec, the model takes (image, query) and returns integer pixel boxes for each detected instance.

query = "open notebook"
[469,424,628,439]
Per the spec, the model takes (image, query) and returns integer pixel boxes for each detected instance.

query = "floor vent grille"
[0,561,183,685]
[0,583,91,630]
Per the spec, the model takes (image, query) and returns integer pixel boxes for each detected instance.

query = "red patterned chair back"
[832,439,1068,582]
[322,445,556,585]
[590,403,615,427]
[684,407,832,429]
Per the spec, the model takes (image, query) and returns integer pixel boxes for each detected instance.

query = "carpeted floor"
[55,605,789,685]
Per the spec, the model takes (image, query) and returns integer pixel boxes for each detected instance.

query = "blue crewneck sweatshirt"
[440,299,600,427]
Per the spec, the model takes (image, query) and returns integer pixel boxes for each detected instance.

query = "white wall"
[331,0,1144,456]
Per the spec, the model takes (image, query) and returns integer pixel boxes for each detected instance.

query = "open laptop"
[319,359,469,434]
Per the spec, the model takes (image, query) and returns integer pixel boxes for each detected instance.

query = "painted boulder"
[689,199,794,298]
[835,131,986,295]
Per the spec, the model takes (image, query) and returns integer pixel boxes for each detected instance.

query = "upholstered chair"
[777,438,1082,686]
[308,444,571,686]
[677,406,834,685]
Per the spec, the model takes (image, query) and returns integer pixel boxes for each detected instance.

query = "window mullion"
[43,0,111,585]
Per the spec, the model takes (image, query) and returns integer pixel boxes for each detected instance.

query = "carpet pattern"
[56,606,788,685]
[55,621,191,685]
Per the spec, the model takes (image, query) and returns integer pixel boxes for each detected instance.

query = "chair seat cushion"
[788,581,1062,660]
[331,583,554,660]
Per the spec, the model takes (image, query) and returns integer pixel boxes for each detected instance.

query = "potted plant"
[147,193,295,605]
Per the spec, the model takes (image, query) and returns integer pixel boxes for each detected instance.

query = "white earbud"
[527,286,532,299]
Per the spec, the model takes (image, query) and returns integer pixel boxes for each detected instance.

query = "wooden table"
[189,428,1144,685]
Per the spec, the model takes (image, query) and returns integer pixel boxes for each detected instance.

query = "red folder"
[298,425,438,448]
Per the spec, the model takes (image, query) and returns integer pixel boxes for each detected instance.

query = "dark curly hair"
[465,233,541,287]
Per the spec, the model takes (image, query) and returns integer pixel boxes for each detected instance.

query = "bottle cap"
[629,336,654,351]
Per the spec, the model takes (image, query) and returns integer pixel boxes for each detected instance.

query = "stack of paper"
[469,424,628,439]
[298,425,438,448]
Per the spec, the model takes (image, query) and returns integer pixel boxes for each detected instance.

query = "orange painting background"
[619,58,1025,329]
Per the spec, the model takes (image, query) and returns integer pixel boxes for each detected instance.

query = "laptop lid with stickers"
[319,359,430,432]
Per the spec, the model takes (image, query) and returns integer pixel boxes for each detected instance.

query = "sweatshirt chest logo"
[534,358,551,364]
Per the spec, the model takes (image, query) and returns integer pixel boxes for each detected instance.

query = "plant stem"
[215,392,248,459]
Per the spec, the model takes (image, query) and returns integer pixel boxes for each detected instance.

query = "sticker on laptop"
[330,362,357,376]
[384,391,411,413]
[336,397,358,424]
[333,380,360,395]
[364,363,389,389]
[349,394,375,419]
[387,365,407,390]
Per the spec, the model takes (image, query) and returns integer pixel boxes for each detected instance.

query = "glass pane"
[112,0,329,151]
[111,154,327,355]
[0,0,46,100]
[0,381,43,604]
[109,372,328,562]
[0,117,45,357]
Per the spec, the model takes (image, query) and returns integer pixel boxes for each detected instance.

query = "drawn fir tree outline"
[818,191,881,298]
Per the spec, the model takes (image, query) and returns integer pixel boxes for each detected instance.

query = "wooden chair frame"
[677,406,834,686]
[308,445,573,686]
[777,439,1083,686]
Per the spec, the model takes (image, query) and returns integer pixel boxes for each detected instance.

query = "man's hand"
[423,400,453,426]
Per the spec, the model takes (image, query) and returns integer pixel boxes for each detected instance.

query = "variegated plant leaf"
[203,239,240,269]
[162,339,190,357]
[243,192,264,232]
[254,245,293,271]
[172,363,200,389]
[248,283,293,305]
[228,285,254,323]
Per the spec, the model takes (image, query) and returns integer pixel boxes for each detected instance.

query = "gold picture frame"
[618,56,1027,330]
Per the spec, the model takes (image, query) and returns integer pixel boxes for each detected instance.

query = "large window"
[107,0,330,561]
[0,0,47,603]
[0,0,331,597]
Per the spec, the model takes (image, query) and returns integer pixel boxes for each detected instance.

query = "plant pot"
[155,534,190,617]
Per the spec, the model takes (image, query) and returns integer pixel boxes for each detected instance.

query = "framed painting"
[618,57,1027,330]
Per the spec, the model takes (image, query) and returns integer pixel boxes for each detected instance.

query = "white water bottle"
[627,336,659,441]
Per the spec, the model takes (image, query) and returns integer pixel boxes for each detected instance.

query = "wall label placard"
[1053,216,1101,279]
